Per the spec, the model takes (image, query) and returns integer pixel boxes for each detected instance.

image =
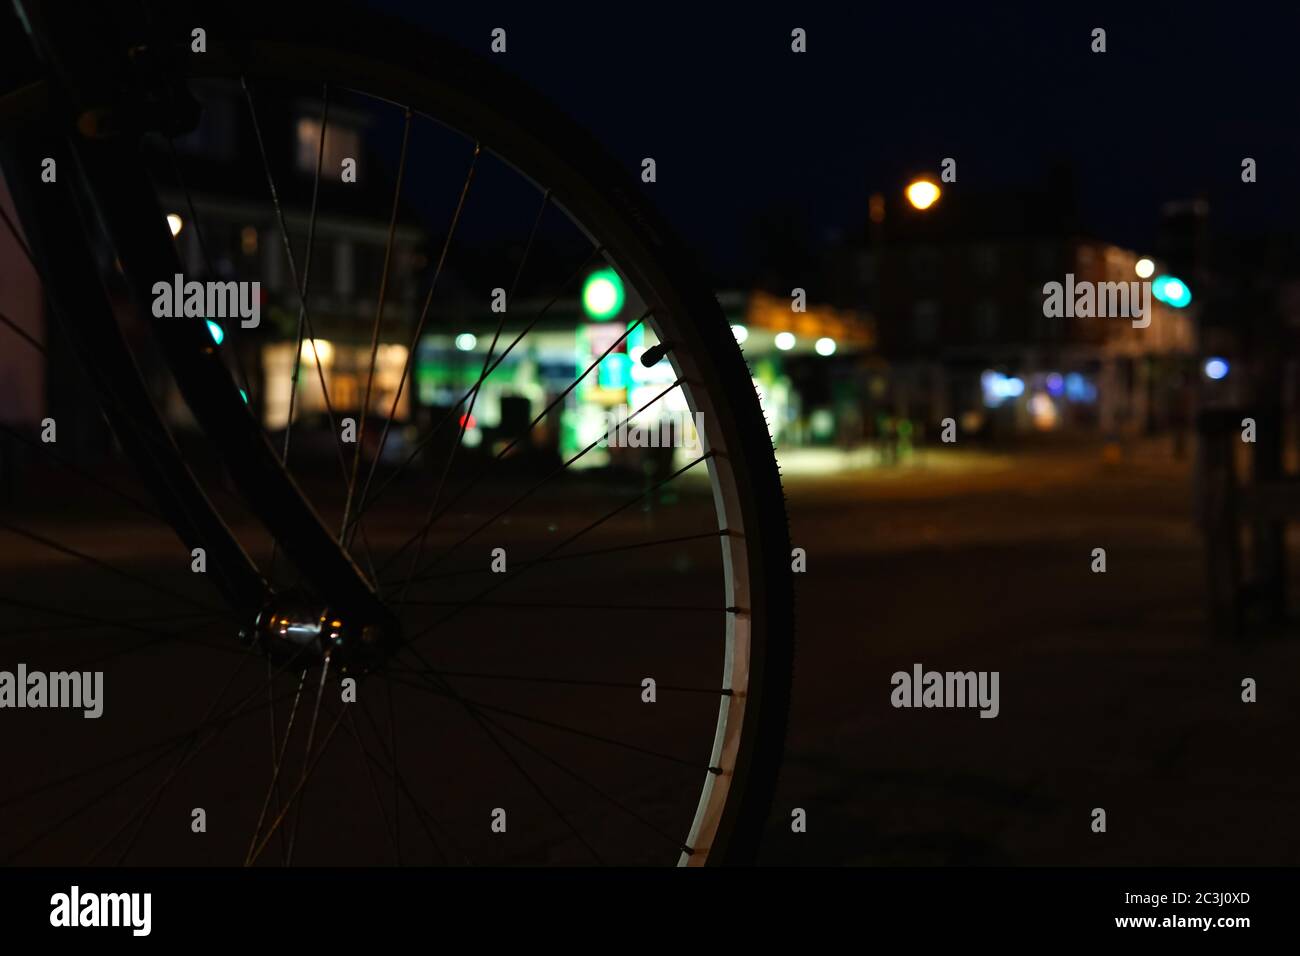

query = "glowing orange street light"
[905,179,940,211]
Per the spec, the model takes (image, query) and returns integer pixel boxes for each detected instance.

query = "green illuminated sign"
[598,352,632,390]
[582,269,625,320]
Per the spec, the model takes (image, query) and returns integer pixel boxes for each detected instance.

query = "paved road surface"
[761,442,1300,865]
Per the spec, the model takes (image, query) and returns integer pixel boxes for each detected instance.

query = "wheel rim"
[0,14,790,865]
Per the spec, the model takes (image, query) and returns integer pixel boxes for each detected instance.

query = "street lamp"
[905,179,940,211]
[1204,357,1229,380]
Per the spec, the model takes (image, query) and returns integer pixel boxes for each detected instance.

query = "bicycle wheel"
[0,0,792,865]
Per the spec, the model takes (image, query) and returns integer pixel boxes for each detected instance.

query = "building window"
[296,118,361,176]
[911,246,939,282]
[1035,243,1057,276]
[974,300,999,340]
[972,243,998,280]
[1037,311,1063,340]
[174,95,236,161]
[353,242,385,296]
[262,231,283,292]
[335,240,355,299]
[913,301,940,344]
[857,251,876,285]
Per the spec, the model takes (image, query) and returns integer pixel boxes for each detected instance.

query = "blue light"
[206,320,225,345]
[1064,372,1098,403]
[1152,274,1192,308]
[1046,372,1064,396]
[981,370,1026,407]
[1204,357,1229,381]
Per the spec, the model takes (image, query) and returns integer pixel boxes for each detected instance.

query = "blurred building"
[150,78,427,459]
[821,172,1197,444]
[145,81,881,471]
[413,284,875,470]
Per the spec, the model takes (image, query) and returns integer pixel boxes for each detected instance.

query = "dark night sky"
[372,1,1300,278]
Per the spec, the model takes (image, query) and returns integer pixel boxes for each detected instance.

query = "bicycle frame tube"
[0,132,269,614]
[71,131,393,633]
[3,3,393,636]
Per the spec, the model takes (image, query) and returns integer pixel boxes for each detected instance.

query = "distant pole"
[1196,408,1242,640]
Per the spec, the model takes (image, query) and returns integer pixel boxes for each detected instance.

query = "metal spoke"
[107,648,320,865]
[245,709,346,866]
[390,666,731,697]
[283,653,334,865]
[387,371,674,594]
[342,246,603,534]
[0,639,313,818]
[0,608,228,640]
[270,84,332,582]
[386,188,546,604]
[3,677,299,863]
[377,312,650,585]
[386,667,709,773]
[401,529,728,587]
[246,666,310,866]
[402,598,736,613]
[469,697,691,855]
[347,144,503,555]
[354,695,465,864]
[265,655,289,865]
[340,704,400,864]
[0,519,221,613]
[0,306,47,355]
[0,420,162,520]
[0,595,240,663]
[94,651,256,864]
[240,77,383,580]
[394,659,603,864]
[0,214,243,470]
[403,452,712,647]
[4,727,188,865]
[278,84,331,472]
[340,109,419,540]
[385,676,400,863]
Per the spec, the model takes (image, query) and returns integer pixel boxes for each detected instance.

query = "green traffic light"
[1152,274,1192,308]
[582,269,625,320]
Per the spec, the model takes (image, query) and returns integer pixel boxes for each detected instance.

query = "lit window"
[296,118,361,176]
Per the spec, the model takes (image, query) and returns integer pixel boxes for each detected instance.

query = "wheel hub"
[242,590,400,673]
